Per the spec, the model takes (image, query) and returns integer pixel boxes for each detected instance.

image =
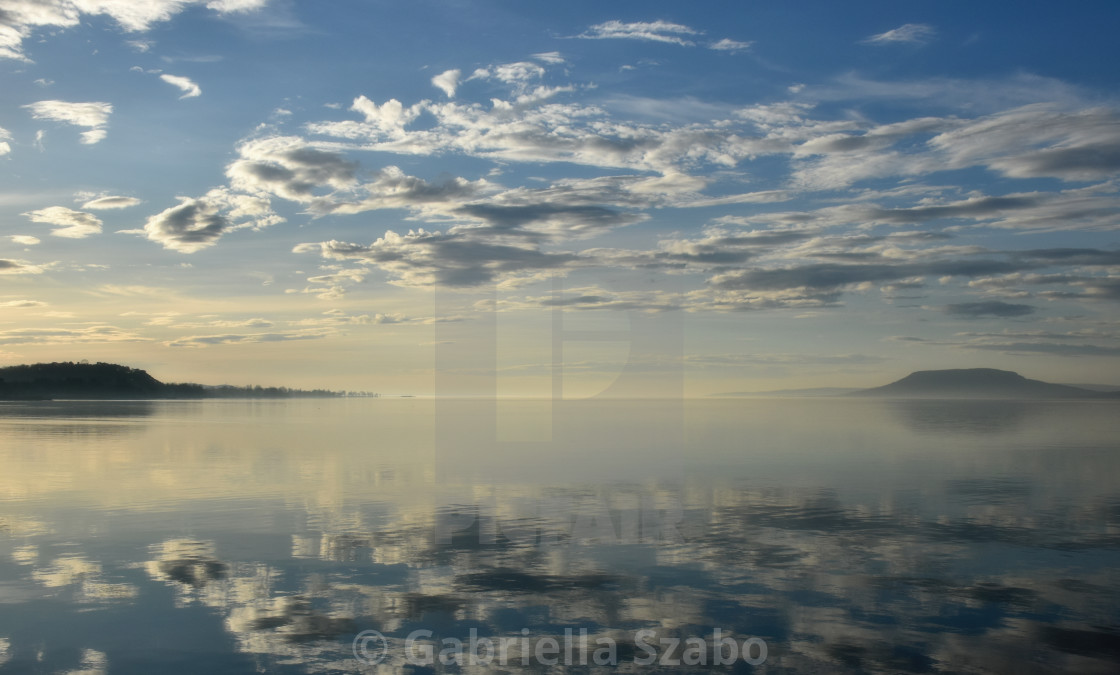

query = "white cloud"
[431,68,460,97]
[159,73,201,98]
[862,23,936,45]
[532,51,565,64]
[576,20,701,46]
[23,100,112,144]
[709,38,752,52]
[0,0,274,61]
[346,95,420,138]
[0,126,10,155]
[468,61,548,96]
[205,0,271,12]
[0,1,81,61]
[22,206,103,238]
[10,235,41,245]
[308,93,764,176]
[81,195,141,210]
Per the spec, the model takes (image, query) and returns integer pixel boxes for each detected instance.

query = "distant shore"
[0,361,378,401]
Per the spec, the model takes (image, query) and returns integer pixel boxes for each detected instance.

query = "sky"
[1,0,1119,396]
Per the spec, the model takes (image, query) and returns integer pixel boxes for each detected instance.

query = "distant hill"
[1062,383,1120,393]
[0,362,360,400]
[851,368,1115,399]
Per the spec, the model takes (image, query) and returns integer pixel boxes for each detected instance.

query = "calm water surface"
[0,398,1118,673]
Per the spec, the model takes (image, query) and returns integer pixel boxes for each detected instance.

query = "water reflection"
[0,400,158,418]
[886,399,1034,434]
[0,399,1117,673]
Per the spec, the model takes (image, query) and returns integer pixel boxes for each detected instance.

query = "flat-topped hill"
[851,368,1112,399]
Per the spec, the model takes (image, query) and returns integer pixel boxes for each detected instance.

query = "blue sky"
[2,0,1119,394]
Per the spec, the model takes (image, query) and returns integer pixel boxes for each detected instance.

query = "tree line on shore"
[0,362,375,400]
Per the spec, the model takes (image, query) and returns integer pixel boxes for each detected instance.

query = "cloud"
[532,51,565,64]
[862,23,936,45]
[686,352,888,367]
[709,38,752,52]
[10,235,40,245]
[308,93,763,176]
[0,299,45,308]
[491,286,684,313]
[139,188,281,252]
[344,95,421,138]
[65,58,1120,336]
[774,186,1120,232]
[709,260,1014,294]
[0,126,10,155]
[81,195,141,210]
[789,105,1120,189]
[431,68,460,97]
[656,238,1120,311]
[271,79,1120,308]
[965,342,1120,357]
[468,61,548,96]
[295,230,583,288]
[159,73,201,98]
[944,301,1037,318]
[930,105,1120,182]
[22,206,103,238]
[0,325,147,346]
[165,329,333,347]
[226,136,360,204]
[452,202,646,240]
[916,328,1120,357]
[22,100,112,144]
[294,310,459,326]
[169,317,275,329]
[0,0,273,61]
[576,20,701,46]
[0,259,44,275]
[807,72,1084,113]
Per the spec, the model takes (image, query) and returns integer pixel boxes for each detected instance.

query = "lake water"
[0,398,1118,673]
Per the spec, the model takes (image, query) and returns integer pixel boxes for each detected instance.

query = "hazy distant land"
[717,368,1120,399]
[4,362,1118,401]
[0,362,376,400]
